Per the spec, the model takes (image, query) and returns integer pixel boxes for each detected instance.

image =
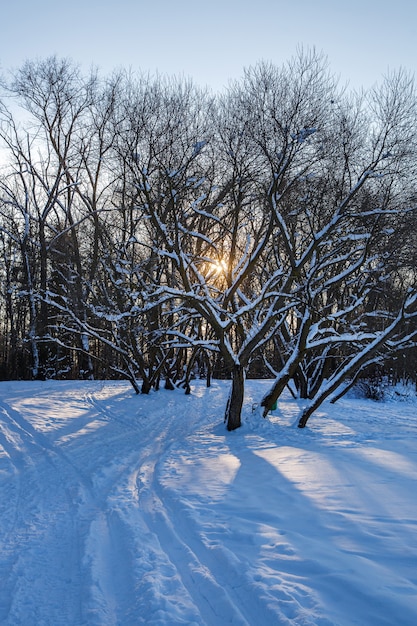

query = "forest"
[1,50,417,429]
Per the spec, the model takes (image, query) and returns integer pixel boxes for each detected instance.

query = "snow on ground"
[0,379,417,625]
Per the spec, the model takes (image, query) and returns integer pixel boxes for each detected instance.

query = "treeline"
[1,52,417,429]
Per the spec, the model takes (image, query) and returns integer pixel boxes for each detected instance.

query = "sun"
[202,256,230,285]
[212,258,228,275]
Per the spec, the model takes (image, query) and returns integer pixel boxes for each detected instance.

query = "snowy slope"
[0,379,416,625]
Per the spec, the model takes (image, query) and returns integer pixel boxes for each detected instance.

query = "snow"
[0,379,417,625]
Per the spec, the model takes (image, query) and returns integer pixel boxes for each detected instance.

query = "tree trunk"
[297,298,415,427]
[261,310,312,416]
[224,364,245,431]
[141,378,151,394]
[293,365,308,399]
[127,371,141,395]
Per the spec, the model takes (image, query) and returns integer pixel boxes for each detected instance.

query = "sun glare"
[213,258,228,275]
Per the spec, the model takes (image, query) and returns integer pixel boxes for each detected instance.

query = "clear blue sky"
[1,0,416,92]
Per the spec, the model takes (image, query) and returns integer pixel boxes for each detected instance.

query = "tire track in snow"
[0,398,85,625]
[52,388,157,626]
[1,382,270,625]
[112,389,278,626]
[152,446,330,626]
[86,388,246,624]
[0,388,146,625]
[129,390,323,626]
[137,443,251,625]
[85,390,210,624]
[143,446,290,625]
[0,404,27,623]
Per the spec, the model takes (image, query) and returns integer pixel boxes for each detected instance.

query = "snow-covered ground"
[0,379,416,625]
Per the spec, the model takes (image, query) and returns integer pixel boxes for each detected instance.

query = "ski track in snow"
[0,379,417,625]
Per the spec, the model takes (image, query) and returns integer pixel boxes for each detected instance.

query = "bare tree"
[260,67,417,423]
[1,53,416,433]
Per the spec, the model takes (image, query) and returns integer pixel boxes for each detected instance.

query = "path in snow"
[0,381,278,625]
[0,379,417,625]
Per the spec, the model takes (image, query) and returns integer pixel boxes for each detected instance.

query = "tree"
[0,53,416,433]
[123,51,342,429]
[0,57,98,377]
[260,68,417,423]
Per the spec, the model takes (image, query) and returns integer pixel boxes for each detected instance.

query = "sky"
[1,0,416,92]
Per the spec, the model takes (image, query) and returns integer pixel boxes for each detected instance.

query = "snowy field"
[0,379,417,625]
